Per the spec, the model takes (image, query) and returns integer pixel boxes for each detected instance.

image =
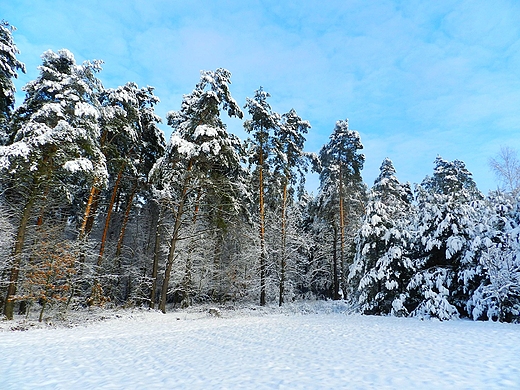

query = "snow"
[193,124,218,139]
[63,158,94,173]
[1,302,519,389]
[74,102,99,118]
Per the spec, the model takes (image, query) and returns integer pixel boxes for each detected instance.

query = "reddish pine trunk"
[333,227,340,300]
[97,168,124,268]
[259,150,266,306]
[79,185,101,239]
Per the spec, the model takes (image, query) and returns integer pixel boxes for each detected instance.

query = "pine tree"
[244,87,280,306]
[0,49,106,319]
[95,83,165,272]
[272,109,311,305]
[315,119,365,300]
[349,158,414,315]
[150,68,243,313]
[0,20,25,141]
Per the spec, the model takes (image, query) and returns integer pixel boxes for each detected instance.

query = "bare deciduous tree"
[489,146,520,195]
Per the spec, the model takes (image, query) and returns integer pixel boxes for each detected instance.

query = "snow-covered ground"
[1,302,520,389]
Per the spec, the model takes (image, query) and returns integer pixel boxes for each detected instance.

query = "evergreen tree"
[315,119,366,300]
[0,20,25,141]
[468,191,520,322]
[150,68,243,313]
[94,83,165,274]
[244,87,280,306]
[272,108,311,305]
[0,49,106,319]
[349,158,414,315]
[407,157,484,320]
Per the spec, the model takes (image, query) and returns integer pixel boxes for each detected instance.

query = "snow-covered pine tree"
[0,49,106,319]
[407,157,484,320]
[272,108,312,306]
[80,82,166,305]
[150,68,243,313]
[315,119,366,300]
[94,83,165,273]
[113,85,165,262]
[243,87,280,306]
[349,158,414,315]
[0,20,25,141]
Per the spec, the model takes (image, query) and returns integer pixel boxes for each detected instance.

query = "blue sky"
[4,0,520,193]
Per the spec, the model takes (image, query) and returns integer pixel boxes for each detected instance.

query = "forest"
[1,21,519,323]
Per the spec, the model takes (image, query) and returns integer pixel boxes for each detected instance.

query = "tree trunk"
[79,128,109,240]
[79,185,101,239]
[259,151,267,306]
[338,163,345,299]
[159,162,193,313]
[149,206,164,309]
[158,197,186,313]
[279,180,288,306]
[332,226,340,300]
[3,186,37,319]
[97,168,124,268]
[115,181,138,259]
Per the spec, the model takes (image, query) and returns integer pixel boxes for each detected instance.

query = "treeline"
[1,22,519,323]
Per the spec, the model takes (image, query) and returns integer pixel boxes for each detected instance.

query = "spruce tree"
[407,157,484,320]
[349,158,414,315]
[468,191,520,322]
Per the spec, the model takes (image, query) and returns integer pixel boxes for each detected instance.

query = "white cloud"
[3,0,520,194]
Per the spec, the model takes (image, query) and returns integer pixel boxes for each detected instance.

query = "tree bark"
[149,206,163,309]
[259,150,267,306]
[3,185,37,319]
[338,163,345,299]
[279,179,288,306]
[332,226,340,300]
[79,184,101,240]
[97,168,124,268]
[115,181,138,259]
[159,162,193,313]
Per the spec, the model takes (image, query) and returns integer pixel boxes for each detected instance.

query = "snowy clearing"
[1,302,520,389]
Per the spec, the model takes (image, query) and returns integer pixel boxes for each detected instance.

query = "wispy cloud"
[3,0,520,193]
